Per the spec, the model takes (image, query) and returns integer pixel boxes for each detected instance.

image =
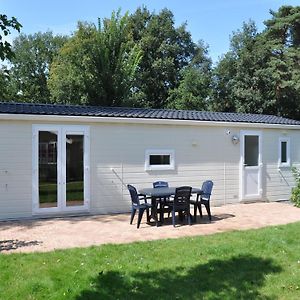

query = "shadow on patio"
[0,239,43,252]
[0,213,130,230]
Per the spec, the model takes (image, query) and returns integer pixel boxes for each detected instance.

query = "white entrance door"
[32,125,90,214]
[240,130,262,201]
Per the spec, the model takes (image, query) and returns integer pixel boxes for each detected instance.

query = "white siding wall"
[263,129,300,201]
[0,119,299,219]
[89,123,242,214]
[0,121,32,219]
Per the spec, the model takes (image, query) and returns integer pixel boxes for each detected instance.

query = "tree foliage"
[0,67,10,99]
[167,41,212,110]
[212,21,268,113]
[49,11,142,106]
[262,5,300,119]
[4,32,67,102]
[127,7,204,108]
[0,14,22,61]
[291,167,300,207]
[212,6,300,120]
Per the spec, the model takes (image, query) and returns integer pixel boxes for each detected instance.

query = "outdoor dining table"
[139,187,203,225]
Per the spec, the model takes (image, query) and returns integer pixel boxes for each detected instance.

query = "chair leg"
[130,207,136,224]
[179,210,184,222]
[137,208,145,228]
[199,203,203,218]
[205,202,212,221]
[193,204,197,222]
[172,210,176,227]
[187,211,192,225]
[146,208,150,222]
[160,202,164,224]
[194,194,200,222]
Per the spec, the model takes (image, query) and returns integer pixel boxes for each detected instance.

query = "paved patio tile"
[0,202,299,253]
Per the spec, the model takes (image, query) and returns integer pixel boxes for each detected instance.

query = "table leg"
[150,197,160,226]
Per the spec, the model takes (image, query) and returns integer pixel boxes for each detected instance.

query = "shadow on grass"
[76,254,281,299]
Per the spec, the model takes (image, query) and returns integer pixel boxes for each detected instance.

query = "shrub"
[291,167,300,207]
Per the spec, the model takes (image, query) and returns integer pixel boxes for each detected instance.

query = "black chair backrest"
[201,180,214,201]
[127,184,140,206]
[153,181,169,188]
[173,186,192,208]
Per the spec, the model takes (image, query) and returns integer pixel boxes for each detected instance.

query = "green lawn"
[1,222,300,300]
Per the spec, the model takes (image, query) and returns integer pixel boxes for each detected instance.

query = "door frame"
[32,124,90,214]
[239,130,263,201]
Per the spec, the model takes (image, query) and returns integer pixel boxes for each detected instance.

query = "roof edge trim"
[1,113,300,129]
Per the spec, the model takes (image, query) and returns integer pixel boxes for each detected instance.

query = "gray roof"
[1,102,300,125]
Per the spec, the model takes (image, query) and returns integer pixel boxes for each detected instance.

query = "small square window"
[149,155,170,165]
[145,149,175,171]
[279,138,290,167]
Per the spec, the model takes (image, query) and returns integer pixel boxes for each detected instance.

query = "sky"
[1,0,299,63]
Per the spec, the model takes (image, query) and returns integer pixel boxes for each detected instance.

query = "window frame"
[278,137,290,167]
[145,149,175,171]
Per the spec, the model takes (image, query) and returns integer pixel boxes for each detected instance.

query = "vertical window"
[279,137,290,167]
[244,135,259,166]
[145,149,175,170]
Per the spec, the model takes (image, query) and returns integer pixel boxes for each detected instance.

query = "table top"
[139,187,202,197]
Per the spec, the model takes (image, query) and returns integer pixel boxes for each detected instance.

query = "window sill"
[145,165,175,171]
[278,164,291,168]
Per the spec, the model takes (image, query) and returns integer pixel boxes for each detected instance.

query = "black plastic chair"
[191,180,214,222]
[169,186,192,227]
[153,181,169,188]
[153,181,171,223]
[127,184,152,228]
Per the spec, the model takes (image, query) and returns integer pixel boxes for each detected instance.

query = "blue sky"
[1,0,299,62]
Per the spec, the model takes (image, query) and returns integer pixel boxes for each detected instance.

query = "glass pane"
[281,141,287,163]
[244,136,259,166]
[149,155,170,165]
[39,131,58,208]
[66,134,84,206]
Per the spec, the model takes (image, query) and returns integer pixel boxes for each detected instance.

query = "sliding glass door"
[33,125,89,214]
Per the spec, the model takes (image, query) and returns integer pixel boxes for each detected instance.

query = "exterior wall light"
[232,135,239,144]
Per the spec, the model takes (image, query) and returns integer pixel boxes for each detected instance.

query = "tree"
[6,32,67,102]
[211,21,269,113]
[261,5,300,119]
[0,67,10,100]
[167,41,212,110]
[0,14,22,61]
[49,10,142,106]
[127,7,199,108]
[211,6,300,120]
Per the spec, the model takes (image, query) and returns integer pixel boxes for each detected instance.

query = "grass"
[1,222,300,300]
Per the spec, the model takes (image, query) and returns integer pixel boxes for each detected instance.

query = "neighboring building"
[0,102,299,220]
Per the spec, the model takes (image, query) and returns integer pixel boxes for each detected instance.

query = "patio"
[0,201,300,254]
